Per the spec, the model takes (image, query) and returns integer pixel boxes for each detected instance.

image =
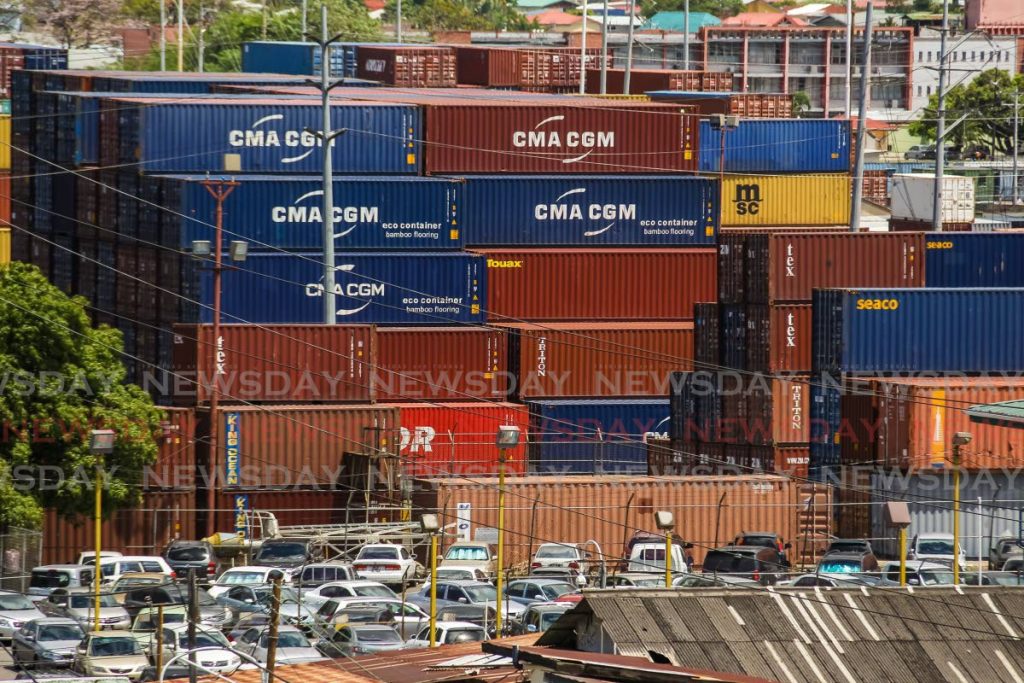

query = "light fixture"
[952,432,972,446]
[654,510,675,531]
[229,241,249,262]
[191,240,212,257]
[89,430,116,455]
[420,514,440,533]
[496,425,521,449]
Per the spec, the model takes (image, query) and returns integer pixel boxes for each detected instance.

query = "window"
[927,86,932,95]
[917,86,922,96]
[918,51,922,61]
[320,586,349,598]
[971,51,976,61]
[927,51,932,61]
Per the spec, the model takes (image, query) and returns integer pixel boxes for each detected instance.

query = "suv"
[702,546,788,585]
[825,539,873,555]
[909,533,966,569]
[816,550,878,574]
[28,566,96,599]
[627,542,688,574]
[531,543,588,577]
[294,563,356,588]
[989,534,1023,570]
[163,540,220,581]
[252,539,319,574]
[880,561,955,586]
[904,145,934,160]
[441,542,496,579]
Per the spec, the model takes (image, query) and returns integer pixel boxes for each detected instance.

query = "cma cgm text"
[535,203,636,221]
[271,206,380,223]
[512,131,615,148]
[228,130,331,148]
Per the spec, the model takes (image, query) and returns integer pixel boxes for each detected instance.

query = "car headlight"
[40,650,64,660]
[93,667,110,674]
[0,618,12,627]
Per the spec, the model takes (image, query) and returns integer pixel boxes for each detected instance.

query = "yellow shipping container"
[0,116,9,171]
[0,227,9,265]
[721,173,851,227]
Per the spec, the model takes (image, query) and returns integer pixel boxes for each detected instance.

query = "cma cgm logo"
[535,188,636,237]
[512,116,615,164]
[228,115,332,164]
[271,190,380,238]
[643,416,671,442]
[305,264,385,317]
[732,183,761,216]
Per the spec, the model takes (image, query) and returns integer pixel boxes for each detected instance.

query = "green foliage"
[910,69,1023,155]
[638,0,743,19]
[791,90,810,117]
[384,0,535,31]
[0,263,164,527]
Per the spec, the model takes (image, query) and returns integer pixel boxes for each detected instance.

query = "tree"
[0,262,164,526]
[791,91,810,117]
[21,0,122,48]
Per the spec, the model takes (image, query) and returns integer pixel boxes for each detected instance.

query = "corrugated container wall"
[146,407,197,489]
[171,324,376,404]
[501,322,693,399]
[890,173,975,223]
[745,304,813,373]
[477,249,715,321]
[924,233,1024,287]
[584,69,714,94]
[374,327,508,402]
[698,119,851,174]
[240,41,344,75]
[812,288,1024,374]
[721,175,851,227]
[161,175,462,251]
[200,252,486,325]
[396,402,529,477]
[356,47,457,87]
[422,102,697,174]
[454,47,520,87]
[213,490,348,531]
[646,92,793,118]
[458,175,717,247]
[412,475,825,567]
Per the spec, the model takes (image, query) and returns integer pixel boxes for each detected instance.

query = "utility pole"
[397,0,403,42]
[266,576,283,681]
[302,0,308,40]
[1014,89,1020,204]
[579,0,588,95]
[623,0,637,94]
[177,0,184,71]
[931,0,950,232]
[197,2,205,73]
[849,0,873,232]
[160,0,167,71]
[187,570,198,683]
[844,0,852,117]
[683,0,690,71]
[600,0,608,93]
[261,0,268,39]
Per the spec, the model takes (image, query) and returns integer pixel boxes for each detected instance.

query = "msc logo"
[926,241,954,249]
[511,115,615,164]
[732,184,761,216]
[534,187,636,237]
[487,259,523,268]
[305,264,385,317]
[271,190,380,238]
[855,298,900,311]
[228,114,331,164]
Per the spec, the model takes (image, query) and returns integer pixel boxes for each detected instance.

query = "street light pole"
[600,0,608,94]
[1014,89,1020,204]
[655,511,674,589]
[160,0,167,71]
[932,0,950,232]
[494,426,520,636]
[579,0,588,95]
[89,430,115,633]
[623,0,636,94]
[849,0,873,233]
[420,514,440,647]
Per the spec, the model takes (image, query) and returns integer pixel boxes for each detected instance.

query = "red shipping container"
[172,324,376,405]
[357,46,457,87]
[750,232,924,303]
[477,249,716,321]
[455,47,520,86]
[746,304,812,373]
[146,407,197,490]
[374,327,508,402]
[742,376,811,445]
[500,322,694,399]
[518,48,608,88]
[889,217,972,232]
[395,402,528,477]
[585,68,703,94]
[774,445,809,479]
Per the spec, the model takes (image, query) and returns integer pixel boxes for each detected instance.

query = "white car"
[232,624,325,665]
[207,567,283,599]
[908,533,966,570]
[150,624,241,674]
[83,556,174,586]
[297,580,396,610]
[352,545,423,586]
[303,597,430,639]
[76,551,122,567]
[880,561,956,586]
[406,621,486,648]
[531,543,589,575]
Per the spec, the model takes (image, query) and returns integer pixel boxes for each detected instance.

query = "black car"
[252,539,319,571]
[163,540,221,582]
[702,545,788,585]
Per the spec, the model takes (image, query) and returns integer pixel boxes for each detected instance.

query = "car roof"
[87,630,134,637]
[914,533,954,539]
[710,545,762,554]
[220,566,271,574]
[27,617,81,625]
[301,562,352,569]
[167,540,208,546]
[436,621,484,630]
[34,564,89,570]
[447,541,491,547]
[528,603,572,612]
[510,577,574,585]
[319,580,388,588]
[435,580,491,586]
[348,624,398,631]
[819,551,868,560]
[115,572,167,580]
[880,560,951,570]
[63,586,109,594]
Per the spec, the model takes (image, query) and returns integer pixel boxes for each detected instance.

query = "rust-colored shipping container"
[862,170,889,205]
[700,71,734,91]
[889,217,972,232]
[454,47,519,86]
[477,249,716,321]
[748,232,924,303]
[171,324,376,405]
[42,491,195,565]
[836,466,872,539]
[741,376,811,446]
[198,405,398,488]
[745,304,813,373]
[135,246,159,323]
[211,489,349,532]
[374,327,508,402]
[499,322,693,399]
[649,92,792,118]
[412,474,829,567]
[875,378,1024,471]
[585,68,704,94]
[0,171,9,226]
[773,445,809,479]
[395,402,529,477]
[518,48,608,88]
[146,407,197,490]
[114,246,137,316]
[357,46,457,87]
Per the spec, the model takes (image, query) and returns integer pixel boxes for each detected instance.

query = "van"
[84,556,174,585]
[294,563,356,588]
[28,565,95,598]
[626,543,688,574]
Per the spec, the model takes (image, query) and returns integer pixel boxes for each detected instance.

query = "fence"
[0,527,42,592]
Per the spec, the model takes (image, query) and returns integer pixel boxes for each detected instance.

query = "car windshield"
[219,572,265,585]
[436,569,471,580]
[921,570,956,586]
[819,561,861,574]
[167,547,207,562]
[0,594,35,610]
[918,540,955,555]
[358,548,398,560]
[351,585,395,598]
[446,546,489,561]
[632,576,664,587]
[445,629,484,644]
[180,632,230,648]
[90,637,142,656]
[256,543,306,561]
[536,546,576,559]
[31,571,71,589]
[269,632,308,649]
[354,627,401,643]
[828,542,866,553]
[740,536,776,548]
[540,612,565,628]
[71,594,119,608]
[39,624,84,641]
[463,585,497,602]
[540,583,575,599]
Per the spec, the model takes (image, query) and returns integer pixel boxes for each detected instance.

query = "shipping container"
[477,248,715,321]
[745,304,812,373]
[890,173,975,223]
[889,217,972,232]
[720,304,746,371]
[411,474,827,567]
[698,119,850,174]
[774,445,809,479]
[694,302,719,368]
[199,252,486,325]
[585,68,706,94]
[454,47,519,87]
[395,402,529,477]
[210,490,351,534]
[526,399,669,474]
[744,376,811,446]
[812,288,1024,374]
[199,404,399,488]
[0,45,68,99]
[115,98,422,174]
[160,175,462,250]
[374,327,508,402]
[717,233,746,304]
[356,46,456,87]
[0,226,8,264]
[499,322,693,399]
[147,407,197,490]
[518,48,608,89]
[721,175,851,227]
[646,91,793,118]
[458,175,717,246]
[925,233,1024,288]
[171,324,376,404]
[241,41,346,75]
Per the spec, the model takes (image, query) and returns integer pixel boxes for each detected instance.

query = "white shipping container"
[890,173,975,223]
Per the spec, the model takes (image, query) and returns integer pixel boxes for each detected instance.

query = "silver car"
[0,591,45,639]
[39,588,130,630]
[12,617,84,668]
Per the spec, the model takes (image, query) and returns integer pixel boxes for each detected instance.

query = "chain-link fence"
[0,527,42,592]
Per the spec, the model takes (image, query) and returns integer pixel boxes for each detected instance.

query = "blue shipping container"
[698,119,851,173]
[241,41,344,76]
[925,233,1024,288]
[808,376,840,482]
[527,399,670,474]
[118,101,422,174]
[812,288,1024,374]
[162,175,462,250]
[4,43,68,70]
[458,176,718,246]
[199,252,486,325]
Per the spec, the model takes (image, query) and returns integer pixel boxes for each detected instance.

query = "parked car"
[315,624,406,658]
[435,604,498,636]
[206,567,284,599]
[530,543,589,578]
[73,631,149,680]
[293,563,356,589]
[909,533,966,569]
[225,613,288,644]
[702,546,788,585]
[508,603,571,635]
[83,557,174,586]
[11,618,84,668]
[121,585,230,628]
[38,588,131,631]
[162,541,220,582]
[732,532,791,562]
[504,578,578,606]
[128,606,188,649]
[298,580,396,610]
[251,539,320,576]
[28,566,95,599]
[627,542,688,575]
[330,606,396,626]
[109,574,167,605]
[904,144,933,160]
[215,584,309,627]
[673,575,760,589]
[777,574,887,588]
[76,552,122,567]
[824,539,874,556]
[302,597,429,640]
[406,621,486,648]
[434,567,490,583]
[1004,557,1024,572]
[421,580,525,620]
[963,571,1024,586]
[816,550,879,574]
[148,624,240,674]
[232,624,324,665]
[989,534,1023,570]
[0,591,45,639]
[879,561,956,586]
[621,531,686,571]
[604,572,668,588]
[352,544,423,587]
[440,542,496,579]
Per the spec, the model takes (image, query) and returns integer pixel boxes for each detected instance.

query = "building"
[967,0,1024,32]
[701,25,914,117]
[911,29,1018,115]
[645,11,721,32]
